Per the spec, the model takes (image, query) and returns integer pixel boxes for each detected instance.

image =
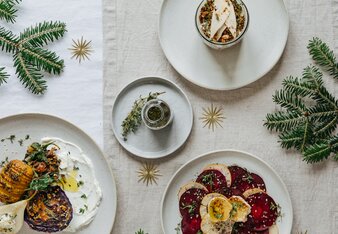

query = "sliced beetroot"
[232,220,269,234]
[25,186,73,232]
[232,172,266,194]
[228,165,248,184]
[179,188,208,219]
[246,192,278,231]
[181,216,202,234]
[196,169,227,192]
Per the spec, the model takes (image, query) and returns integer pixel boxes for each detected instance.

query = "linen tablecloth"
[103,0,338,233]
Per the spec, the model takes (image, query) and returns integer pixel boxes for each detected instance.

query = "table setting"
[0,0,337,233]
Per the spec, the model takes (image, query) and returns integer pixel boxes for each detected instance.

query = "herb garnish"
[81,194,87,199]
[28,173,56,191]
[135,229,148,234]
[0,157,8,167]
[181,201,197,215]
[77,180,84,187]
[121,92,165,141]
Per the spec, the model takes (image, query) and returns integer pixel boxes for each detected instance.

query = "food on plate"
[24,186,73,232]
[196,0,248,48]
[178,163,281,234]
[0,160,34,203]
[0,137,102,233]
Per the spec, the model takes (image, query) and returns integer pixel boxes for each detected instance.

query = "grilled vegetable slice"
[24,186,73,232]
[0,160,34,203]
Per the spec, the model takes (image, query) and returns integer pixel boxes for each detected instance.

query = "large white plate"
[112,77,193,159]
[161,150,293,233]
[159,0,289,90]
[0,113,117,234]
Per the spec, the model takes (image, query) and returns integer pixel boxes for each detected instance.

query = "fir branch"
[264,111,305,132]
[308,37,338,79]
[279,127,305,150]
[302,136,338,163]
[0,26,19,53]
[273,89,306,113]
[302,65,323,88]
[0,66,9,85]
[14,53,47,94]
[308,104,338,121]
[19,21,67,48]
[20,46,64,74]
[313,116,337,137]
[282,76,313,97]
[0,0,21,23]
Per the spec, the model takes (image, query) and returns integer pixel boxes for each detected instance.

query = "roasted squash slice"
[0,160,34,203]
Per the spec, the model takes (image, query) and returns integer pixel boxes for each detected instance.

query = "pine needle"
[0,66,9,85]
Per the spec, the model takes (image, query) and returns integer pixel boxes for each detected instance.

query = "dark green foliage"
[0,66,9,85]
[0,1,67,94]
[265,38,338,163]
[0,0,21,23]
[308,37,338,79]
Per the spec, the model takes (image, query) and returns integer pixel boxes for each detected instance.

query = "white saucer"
[111,77,193,159]
[159,0,289,90]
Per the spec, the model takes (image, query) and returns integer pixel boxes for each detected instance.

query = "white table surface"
[103,0,338,233]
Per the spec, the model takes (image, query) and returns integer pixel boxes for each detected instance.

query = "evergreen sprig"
[0,0,21,23]
[0,1,67,94]
[265,38,338,163]
[0,66,9,85]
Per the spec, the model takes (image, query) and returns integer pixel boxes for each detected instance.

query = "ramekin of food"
[141,99,173,131]
[195,0,249,50]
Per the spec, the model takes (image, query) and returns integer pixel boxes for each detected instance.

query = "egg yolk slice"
[207,197,232,222]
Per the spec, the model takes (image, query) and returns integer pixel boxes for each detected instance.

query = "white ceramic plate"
[159,0,289,90]
[161,150,293,233]
[0,113,117,234]
[112,77,193,159]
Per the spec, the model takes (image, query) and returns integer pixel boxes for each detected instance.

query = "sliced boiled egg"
[200,193,226,218]
[228,196,251,222]
[201,214,234,234]
[208,196,232,222]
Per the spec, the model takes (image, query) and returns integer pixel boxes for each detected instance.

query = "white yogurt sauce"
[41,137,103,232]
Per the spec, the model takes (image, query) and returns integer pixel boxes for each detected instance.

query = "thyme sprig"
[135,229,148,234]
[121,92,165,141]
[265,38,338,163]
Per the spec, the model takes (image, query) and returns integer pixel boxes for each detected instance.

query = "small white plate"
[161,150,293,233]
[112,77,193,159]
[159,0,289,90]
[0,113,117,234]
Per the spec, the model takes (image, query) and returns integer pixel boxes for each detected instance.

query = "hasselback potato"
[0,160,34,203]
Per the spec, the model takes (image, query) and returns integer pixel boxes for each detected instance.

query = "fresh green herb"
[25,135,30,140]
[197,231,203,234]
[242,173,253,183]
[73,165,79,171]
[28,173,56,191]
[121,92,165,141]
[265,38,338,163]
[270,203,283,219]
[77,180,84,187]
[84,204,88,210]
[181,201,196,215]
[18,139,23,146]
[214,213,223,219]
[135,229,148,234]
[0,157,8,167]
[230,203,239,218]
[25,141,55,163]
[81,194,87,199]
[79,208,85,214]
[175,223,181,234]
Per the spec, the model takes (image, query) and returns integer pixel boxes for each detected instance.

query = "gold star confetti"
[200,104,226,131]
[137,162,161,186]
[69,36,93,63]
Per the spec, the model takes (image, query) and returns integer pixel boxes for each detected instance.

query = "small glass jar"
[195,0,249,50]
[141,99,173,130]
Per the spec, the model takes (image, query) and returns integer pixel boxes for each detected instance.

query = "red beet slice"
[181,216,202,234]
[228,165,248,185]
[179,188,208,219]
[196,169,227,192]
[232,172,266,194]
[246,192,278,231]
[232,220,269,234]
[25,186,73,232]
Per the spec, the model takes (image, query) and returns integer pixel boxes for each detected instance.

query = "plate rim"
[0,112,117,234]
[158,0,290,91]
[111,76,194,159]
[160,149,293,233]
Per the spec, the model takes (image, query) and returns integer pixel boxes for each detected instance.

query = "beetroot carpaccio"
[178,164,281,234]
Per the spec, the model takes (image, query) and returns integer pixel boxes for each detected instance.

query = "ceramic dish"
[0,113,117,234]
[159,0,289,90]
[111,77,193,159]
[161,150,292,233]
